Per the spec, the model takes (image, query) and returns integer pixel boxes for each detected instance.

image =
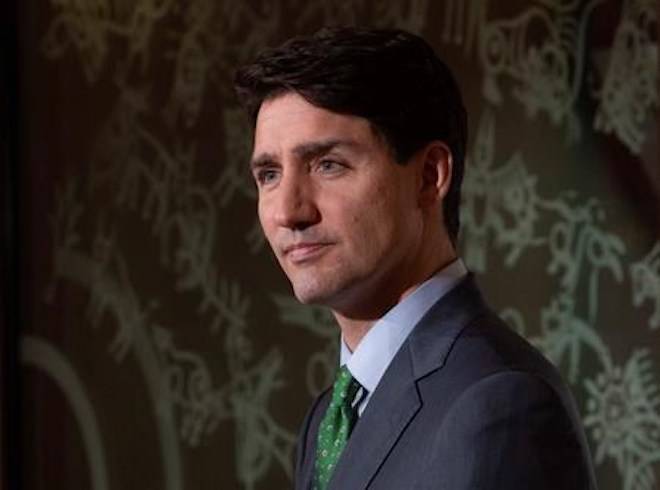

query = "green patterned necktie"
[314,365,362,490]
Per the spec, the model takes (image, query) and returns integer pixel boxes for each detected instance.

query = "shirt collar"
[340,258,468,394]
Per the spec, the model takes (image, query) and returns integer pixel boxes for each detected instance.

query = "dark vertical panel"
[2,0,22,489]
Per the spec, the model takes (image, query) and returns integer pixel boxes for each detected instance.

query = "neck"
[333,245,457,352]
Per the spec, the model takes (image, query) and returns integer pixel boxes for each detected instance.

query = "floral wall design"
[16,1,657,489]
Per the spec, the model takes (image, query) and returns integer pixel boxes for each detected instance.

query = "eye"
[255,168,280,186]
[315,159,345,174]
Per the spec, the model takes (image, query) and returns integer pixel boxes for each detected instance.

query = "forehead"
[252,93,381,157]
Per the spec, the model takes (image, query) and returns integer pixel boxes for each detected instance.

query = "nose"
[270,172,320,231]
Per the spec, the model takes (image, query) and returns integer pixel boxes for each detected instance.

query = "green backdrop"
[17,1,658,489]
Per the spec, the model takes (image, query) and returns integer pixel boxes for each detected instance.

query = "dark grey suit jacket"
[294,275,598,489]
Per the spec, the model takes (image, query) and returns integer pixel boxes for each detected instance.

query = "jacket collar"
[408,273,488,379]
[327,274,488,490]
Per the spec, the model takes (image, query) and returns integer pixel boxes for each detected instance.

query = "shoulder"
[442,369,568,427]
[438,307,570,399]
[418,369,597,489]
[410,274,563,387]
[415,303,590,439]
[413,311,597,488]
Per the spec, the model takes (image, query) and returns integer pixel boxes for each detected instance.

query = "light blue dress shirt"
[340,259,468,415]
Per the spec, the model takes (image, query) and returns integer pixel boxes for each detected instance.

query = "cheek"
[365,182,421,250]
[257,200,276,244]
[257,202,267,231]
[342,192,400,251]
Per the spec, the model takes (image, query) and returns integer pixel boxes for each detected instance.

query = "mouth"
[283,242,332,264]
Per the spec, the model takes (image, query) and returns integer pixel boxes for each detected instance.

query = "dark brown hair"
[234,27,467,243]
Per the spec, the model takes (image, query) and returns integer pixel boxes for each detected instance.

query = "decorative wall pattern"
[18,1,657,489]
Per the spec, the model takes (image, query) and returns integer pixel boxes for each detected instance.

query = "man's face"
[251,93,425,313]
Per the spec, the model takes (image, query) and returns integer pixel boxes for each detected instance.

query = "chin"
[290,276,344,306]
[292,285,330,305]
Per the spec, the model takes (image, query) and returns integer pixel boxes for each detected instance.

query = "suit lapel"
[328,344,421,490]
[327,275,488,489]
[297,392,330,490]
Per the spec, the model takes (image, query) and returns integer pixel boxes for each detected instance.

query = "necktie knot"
[330,365,361,410]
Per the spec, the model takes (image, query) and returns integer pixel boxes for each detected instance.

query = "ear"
[418,141,453,208]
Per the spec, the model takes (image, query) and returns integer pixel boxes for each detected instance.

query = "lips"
[283,242,331,263]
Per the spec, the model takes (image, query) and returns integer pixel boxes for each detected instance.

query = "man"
[235,27,598,490]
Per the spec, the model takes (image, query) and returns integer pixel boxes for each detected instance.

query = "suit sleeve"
[425,371,595,490]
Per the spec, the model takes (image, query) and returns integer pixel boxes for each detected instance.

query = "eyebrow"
[249,138,361,170]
